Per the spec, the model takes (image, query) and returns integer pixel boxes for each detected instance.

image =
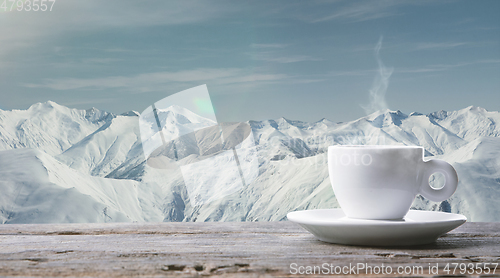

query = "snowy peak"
[155,105,216,126]
[429,106,500,141]
[121,110,140,117]
[27,100,61,111]
[369,110,408,127]
[464,105,488,113]
[27,101,113,123]
[0,101,114,155]
[85,107,115,123]
[428,109,449,120]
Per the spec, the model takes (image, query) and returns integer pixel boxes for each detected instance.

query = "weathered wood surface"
[0,222,499,277]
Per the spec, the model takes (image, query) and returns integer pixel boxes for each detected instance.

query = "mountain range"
[0,101,499,223]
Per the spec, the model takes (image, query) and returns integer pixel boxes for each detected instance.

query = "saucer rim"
[287,208,467,227]
[286,208,467,246]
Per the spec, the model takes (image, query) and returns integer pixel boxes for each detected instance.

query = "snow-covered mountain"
[0,101,112,156]
[0,101,499,223]
[0,148,164,223]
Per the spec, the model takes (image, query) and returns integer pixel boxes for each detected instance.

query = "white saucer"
[287,209,466,246]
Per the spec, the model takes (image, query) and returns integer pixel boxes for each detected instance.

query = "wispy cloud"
[351,41,478,53]
[251,53,322,63]
[397,59,500,74]
[102,48,133,53]
[414,42,469,50]
[397,64,463,74]
[24,68,289,92]
[311,1,401,23]
[478,59,500,64]
[328,69,375,77]
[250,43,288,49]
[326,51,499,77]
[82,58,123,64]
[249,43,322,63]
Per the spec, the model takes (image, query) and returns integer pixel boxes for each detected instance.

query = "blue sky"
[1,0,499,122]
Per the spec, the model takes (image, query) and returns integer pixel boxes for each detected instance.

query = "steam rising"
[362,36,393,114]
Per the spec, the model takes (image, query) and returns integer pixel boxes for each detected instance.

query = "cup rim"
[328,145,423,150]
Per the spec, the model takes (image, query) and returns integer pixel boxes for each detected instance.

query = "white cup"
[328,145,458,220]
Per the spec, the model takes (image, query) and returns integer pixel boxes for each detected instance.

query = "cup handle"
[419,159,458,202]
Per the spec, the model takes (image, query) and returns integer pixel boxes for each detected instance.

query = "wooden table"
[0,222,498,277]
